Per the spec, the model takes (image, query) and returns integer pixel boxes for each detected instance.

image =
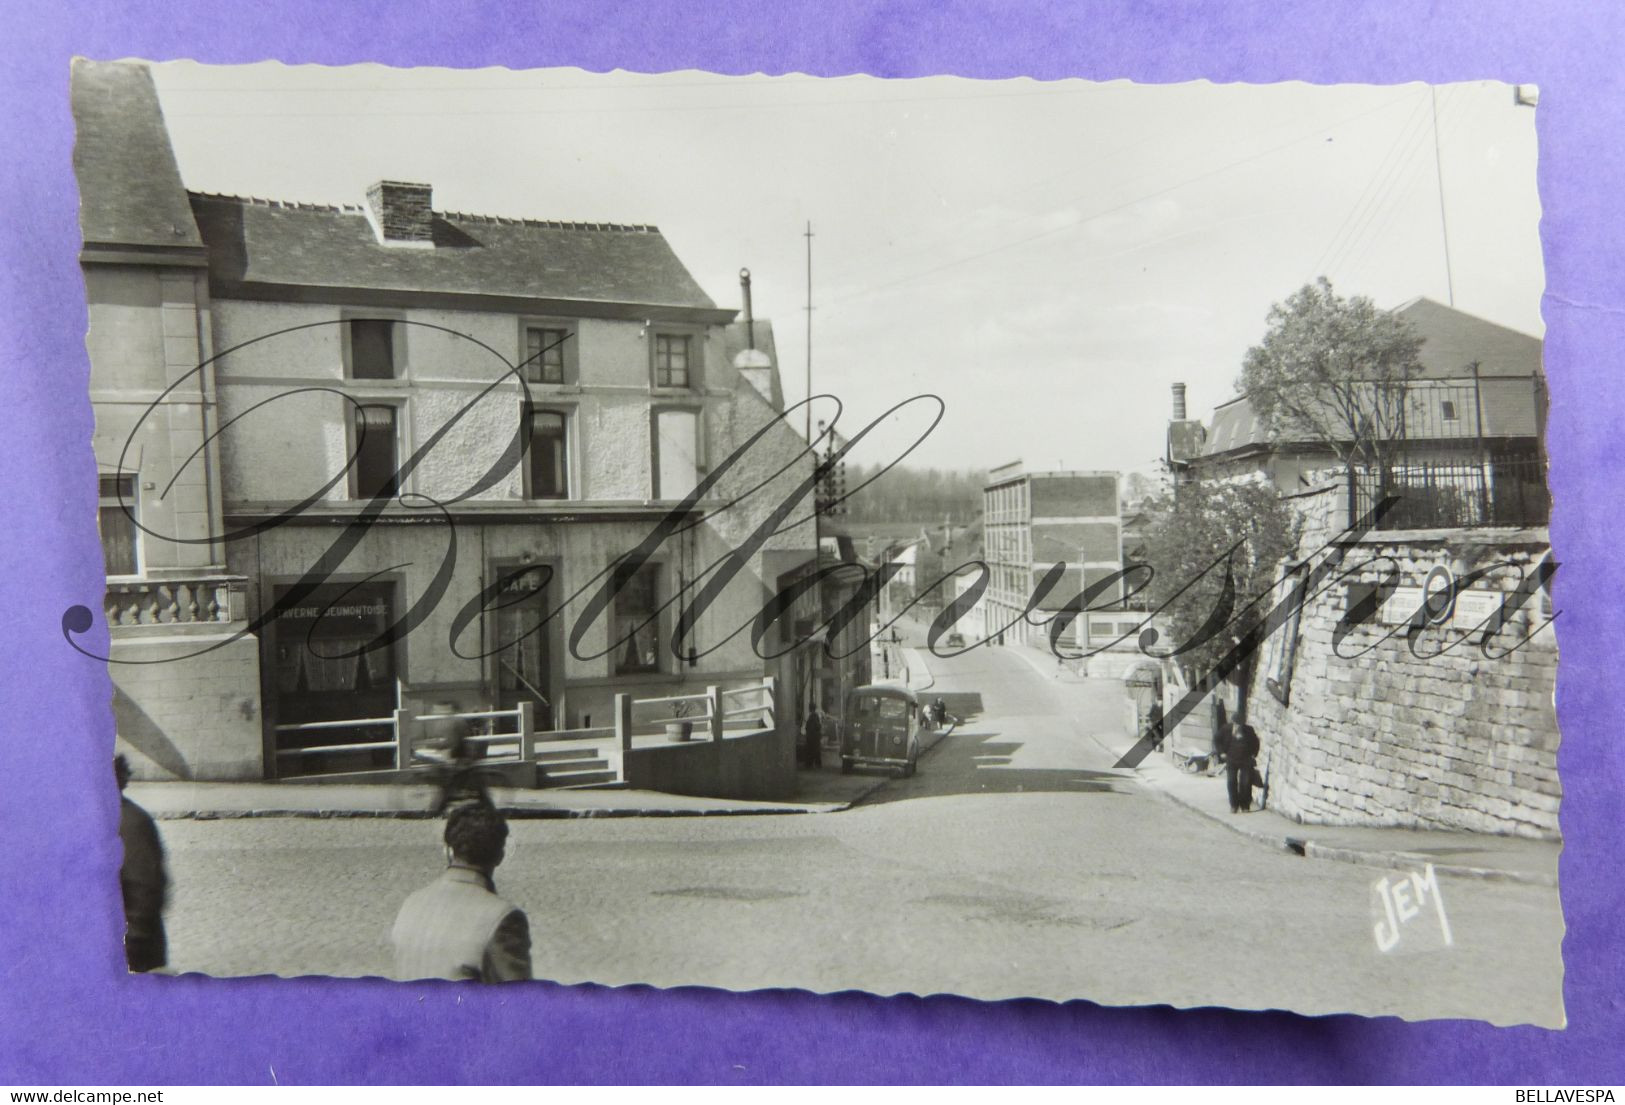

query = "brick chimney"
[365,180,434,245]
[1166,381,1206,467]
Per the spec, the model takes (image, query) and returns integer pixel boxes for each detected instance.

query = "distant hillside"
[842,464,984,524]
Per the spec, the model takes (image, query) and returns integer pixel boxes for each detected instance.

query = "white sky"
[148,63,1544,478]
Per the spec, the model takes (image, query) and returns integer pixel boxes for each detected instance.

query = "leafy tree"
[1138,476,1302,680]
[843,464,985,524]
[1237,278,1425,475]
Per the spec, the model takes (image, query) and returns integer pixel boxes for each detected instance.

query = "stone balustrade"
[105,575,248,628]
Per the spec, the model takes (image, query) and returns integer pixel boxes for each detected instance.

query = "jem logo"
[1372,864,1452,953]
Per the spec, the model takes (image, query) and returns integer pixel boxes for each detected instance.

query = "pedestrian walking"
[114,754,169,973]
[391,805,532,982]
[801,702,823,768]
[1145,700,1165,753]
[420,703,492,815]
[1227,722,1262,813]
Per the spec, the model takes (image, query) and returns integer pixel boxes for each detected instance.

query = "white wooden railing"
[273,674,778,782]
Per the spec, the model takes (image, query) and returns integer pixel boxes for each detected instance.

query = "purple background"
[2,0,1621,1085]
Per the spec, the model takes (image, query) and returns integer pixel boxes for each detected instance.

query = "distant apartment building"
[980,463,1122,649]
[77,61,818,791]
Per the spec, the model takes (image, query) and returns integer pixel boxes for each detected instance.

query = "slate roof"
[72,60,203,253]
[1203,397,1269,456]
[187,192,724,313]
[1391,297,1543,379]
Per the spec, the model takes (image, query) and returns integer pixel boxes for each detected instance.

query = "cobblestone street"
[157,641,1564,1026]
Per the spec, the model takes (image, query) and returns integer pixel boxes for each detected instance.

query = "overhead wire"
[1319,89,1447,282]
[1305,87,1432,282]
[1339,86,1473,290]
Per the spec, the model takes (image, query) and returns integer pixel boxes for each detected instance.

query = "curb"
[1004,652,1557,890]
[1140,775,1557,887]
[155,802,844,822]
[902,645,936,692]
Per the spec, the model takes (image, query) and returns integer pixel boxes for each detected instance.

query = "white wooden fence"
[273,675,778,785]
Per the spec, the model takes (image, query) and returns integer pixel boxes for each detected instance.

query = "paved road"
[154,634,1564,1026]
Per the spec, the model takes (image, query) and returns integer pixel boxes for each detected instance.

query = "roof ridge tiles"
[190,190,366,214]
[438,209,657,233]
[190,191,657,232]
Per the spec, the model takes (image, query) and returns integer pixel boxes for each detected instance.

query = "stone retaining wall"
[1247,487,1558,838]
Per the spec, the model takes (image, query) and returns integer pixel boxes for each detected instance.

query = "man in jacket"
[1227,722,1262,813]
[391,805,532,982]
[115,754,169,972]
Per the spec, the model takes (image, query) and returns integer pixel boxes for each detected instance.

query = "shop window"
[612,562,662,675]
[348,318,398,380]
[527,408,569,499]
[98,474,139,577]
[353,405,400,499]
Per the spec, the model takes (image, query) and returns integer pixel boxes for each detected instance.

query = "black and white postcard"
[78,61,1560,1026]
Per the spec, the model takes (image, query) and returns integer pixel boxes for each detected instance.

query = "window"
[654,333,691,388]
[353,405,399,499]
[526,408,569,499]
[523,327,568,385]
[348,319,398,379]
[653,409,701,500]
[611,563,661,675]
[98,474,138,576]
[1441,400,1459,422]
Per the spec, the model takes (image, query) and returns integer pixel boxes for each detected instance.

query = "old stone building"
[75,60,263,780]
[76,60,820,793]
[1167,298,1548,527]
[1159,299,1557,838]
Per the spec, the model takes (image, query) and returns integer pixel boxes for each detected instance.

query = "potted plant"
[666,697,700,741]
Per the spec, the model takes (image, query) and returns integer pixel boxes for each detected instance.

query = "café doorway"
[487,560,557,730]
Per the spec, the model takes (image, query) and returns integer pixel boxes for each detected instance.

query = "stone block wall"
[110,630,264,780]
[1248,523,1559,839]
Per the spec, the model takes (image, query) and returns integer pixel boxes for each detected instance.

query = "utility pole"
[804,220,815,444]
[1431,85,1455,308]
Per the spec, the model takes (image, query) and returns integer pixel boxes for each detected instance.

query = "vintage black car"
[840,683,921,776]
